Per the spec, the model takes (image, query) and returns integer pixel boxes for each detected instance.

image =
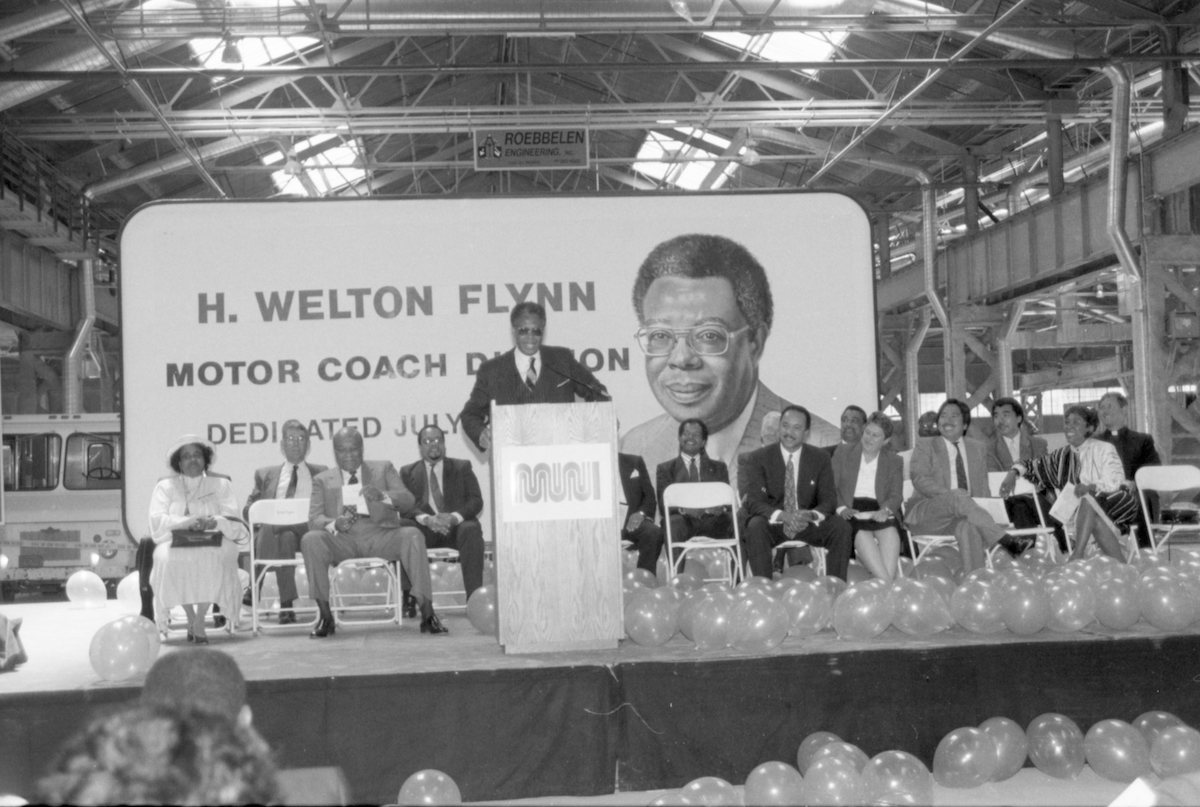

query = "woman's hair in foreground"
[39,704,279,806]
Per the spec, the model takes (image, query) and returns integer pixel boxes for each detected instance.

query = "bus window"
[65,433,123,490]
[2,433,62,491]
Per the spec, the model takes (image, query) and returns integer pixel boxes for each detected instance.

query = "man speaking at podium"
[460,301,610,451]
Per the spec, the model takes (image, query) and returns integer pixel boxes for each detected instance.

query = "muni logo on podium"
[502,444,613,522]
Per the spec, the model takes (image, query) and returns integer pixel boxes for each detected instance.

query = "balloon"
[891,578,952,636]
[738,575,774,592]
[743,761,805,806]
[846,562,871,584]
[832,580,894,640]
[912,559,954,582]
[964,567,1000,585]
[482,559,496,585]
[933,727,997,787]
[1084,719,1152,782]
[679,589,729,641]
[1138,575,1197,631]
[623,579,647,608]
[1151,726,1200,778]
[729,593,789,653]
[670,572,704,593]
[626,568,658,589]
[1109,563,1141,586]
[679,776,739,806]
[466,585,497,635]
[860,750,933,805]
[1026,713,1085,779]
[115,572,141,613]
[692,592,736,651]
[88,615,160,682]
[922,574,957,608]
[817,575,847,603]
[625,588,678,647]
[783,563,818,583]
[783,581,833,638]
[927,544,964,569]
[804,756,863,805]
[1000,577,1051,635]
[360,567,392,604]
[330,566,361,596]
[1133,711,1186,748]
[1046,578,1097,632]
[66,570,107,609]
[980,716,1028,782]
[950,579,1005,634]
[771,577,804,597]
[797,731,843,774]
[1094,577,1141,630]
[397,769,461,806]
[647,792,696,806]
[621,548,639,571]
[682,557,708,580]
[810,741,869,773]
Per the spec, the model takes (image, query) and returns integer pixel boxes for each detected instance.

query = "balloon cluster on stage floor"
[616,545,1200,651]
[642,710,1200,805]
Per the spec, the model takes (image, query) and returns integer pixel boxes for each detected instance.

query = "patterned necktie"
[342,470,360,525]
[954,442,969,493]
[525,357,537,390]
[784,454,800,538]
[428,463,445,512]
[284,464,298,499]
[688,456,698,483]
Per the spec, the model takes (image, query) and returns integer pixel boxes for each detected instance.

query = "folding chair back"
[662,482,743,586]
[1136,465,1200,556]
[248,498,317,633]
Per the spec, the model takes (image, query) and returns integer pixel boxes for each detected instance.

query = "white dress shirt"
[769,445,824,525]
[277,461,313,501]
[942,437,971,492]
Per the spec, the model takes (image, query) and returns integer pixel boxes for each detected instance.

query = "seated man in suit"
[301,427,446,637]
[243,420,327,624]
[987,397,1060,550]
[459,301,609,452]
[824,405,867,458]
[399,424,486,600]
[906,398,1032,573]
[741,405,852,580]
[619,452,663,574]
[656,419,733,552]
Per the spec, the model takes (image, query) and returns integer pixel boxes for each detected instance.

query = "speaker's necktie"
[428,463,445,512]
[784,454,800,539]
[954,442,969,493]
[284,465,298,499]
[525,358,538,390]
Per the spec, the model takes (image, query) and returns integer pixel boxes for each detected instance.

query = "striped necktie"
[525,358,537,390]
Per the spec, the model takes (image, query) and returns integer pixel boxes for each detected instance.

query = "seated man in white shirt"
[244,420,328,624]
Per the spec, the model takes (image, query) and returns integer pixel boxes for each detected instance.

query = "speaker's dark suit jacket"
[460,346,609,450]
[619,453,656,523]
[655,453,730,520]
[399,458,483,523]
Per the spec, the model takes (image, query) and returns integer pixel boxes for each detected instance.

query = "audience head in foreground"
[142,647,251,727]
[39,704,279,806]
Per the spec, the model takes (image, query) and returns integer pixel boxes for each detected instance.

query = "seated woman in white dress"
[149,435,247,642]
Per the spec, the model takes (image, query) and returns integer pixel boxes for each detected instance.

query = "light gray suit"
[905,435,1006,561]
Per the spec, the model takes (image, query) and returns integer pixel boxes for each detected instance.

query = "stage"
[1,598,1198,805]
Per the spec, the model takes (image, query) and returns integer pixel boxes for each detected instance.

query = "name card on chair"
[500,444,614,522]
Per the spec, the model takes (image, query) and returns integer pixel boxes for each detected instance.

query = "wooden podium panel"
[491,402,623,654]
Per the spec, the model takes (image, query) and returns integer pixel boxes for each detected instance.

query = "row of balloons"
[611,547,1200,652]
[392,711,1200,805]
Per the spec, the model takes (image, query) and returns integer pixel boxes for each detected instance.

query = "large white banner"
[120,193,876,539]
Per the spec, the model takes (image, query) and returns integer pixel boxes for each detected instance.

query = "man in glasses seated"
[621,234,839,494]
[460,301,610,452]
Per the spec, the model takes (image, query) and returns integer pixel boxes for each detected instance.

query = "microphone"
[543,361,612,402]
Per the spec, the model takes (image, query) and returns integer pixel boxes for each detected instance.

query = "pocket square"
[630,469,639,478]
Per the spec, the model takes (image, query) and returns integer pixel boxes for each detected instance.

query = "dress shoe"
[419,613,448,635]
[402,593,418,620]
[186,629,195,643]
[310,616,336,638]
[212,614,227,629]
[999,534,1035,557]
[278,611,297,625]
[243,591,254,607]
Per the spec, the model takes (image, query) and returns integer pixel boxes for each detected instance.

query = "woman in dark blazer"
[831,411,905,580]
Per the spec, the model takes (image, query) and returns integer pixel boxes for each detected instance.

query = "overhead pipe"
[996,300,1026,398]
[65,259,96,416]
[904,309,932,448]
[0,0,129,45]
[85,134,276,196]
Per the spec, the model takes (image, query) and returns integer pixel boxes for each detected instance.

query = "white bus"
[0,413,133,601]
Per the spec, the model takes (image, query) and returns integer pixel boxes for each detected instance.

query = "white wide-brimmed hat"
[166,434,217,466]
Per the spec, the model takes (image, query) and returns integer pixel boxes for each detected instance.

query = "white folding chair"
[248,498,318,634]
[662,482,744,586]
[772,541,826,577]
[901,480,958,563]
[985,471,1066,561]
[1136,465,1200,557]
[428,547,467,612]
[329,557,402,627]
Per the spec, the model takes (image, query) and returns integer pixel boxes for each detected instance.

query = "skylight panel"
[260,134,365,197]
[703,31,846,76]
[188,36,319,76]
[633,127,740,190]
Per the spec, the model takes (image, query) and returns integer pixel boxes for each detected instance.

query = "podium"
[490,401,624,654]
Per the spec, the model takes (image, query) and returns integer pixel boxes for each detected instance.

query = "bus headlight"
[0,553,8,570]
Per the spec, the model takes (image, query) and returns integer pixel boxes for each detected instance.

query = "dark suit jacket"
[459,345,610,450]
[308,460,415,532]
[618,453,656,523]
[655,453,730,520]
[831,443,904,514]
[741,443,838,521]
[243,461,328,521]
[1099,427,1161,480]
[985,430,1048,472]
[906,435,991,510]
[399,457,483,523]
